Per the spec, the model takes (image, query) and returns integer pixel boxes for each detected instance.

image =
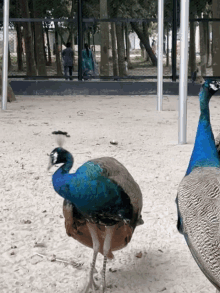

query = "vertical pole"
[172,0,177,81]
[157,0,164,111]
[2,0,9,111]
[178,0,189,144]
[78,0,83,81]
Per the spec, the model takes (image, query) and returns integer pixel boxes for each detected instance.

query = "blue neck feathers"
[186,87,220,175]
[60,152,73,174]
[52,152,73,194]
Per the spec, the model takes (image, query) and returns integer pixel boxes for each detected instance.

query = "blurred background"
[0,0,219,81]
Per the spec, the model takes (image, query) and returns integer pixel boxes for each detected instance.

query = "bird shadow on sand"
[94,248,178,293]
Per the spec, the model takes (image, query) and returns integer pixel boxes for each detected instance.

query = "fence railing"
[0,14,220,81]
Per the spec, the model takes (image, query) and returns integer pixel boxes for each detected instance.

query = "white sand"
[1,93,220,293]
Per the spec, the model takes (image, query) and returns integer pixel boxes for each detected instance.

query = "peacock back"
[177,167,220,289]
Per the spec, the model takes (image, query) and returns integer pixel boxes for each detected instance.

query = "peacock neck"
[56,152,73,176]
[186,88,220,175]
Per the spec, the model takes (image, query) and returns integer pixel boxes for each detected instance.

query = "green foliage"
[8,0,213,21]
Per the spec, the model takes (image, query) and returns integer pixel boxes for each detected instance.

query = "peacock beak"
[47,157,53,171]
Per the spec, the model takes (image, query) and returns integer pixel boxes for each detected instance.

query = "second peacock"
[176,79,220,292]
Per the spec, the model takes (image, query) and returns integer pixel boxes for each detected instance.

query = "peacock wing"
[90,157,143,223]
[177,167,220,291]
[63,199,93,249]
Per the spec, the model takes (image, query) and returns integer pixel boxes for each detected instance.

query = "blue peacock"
[48,132,144,293]
[176,79,220,292]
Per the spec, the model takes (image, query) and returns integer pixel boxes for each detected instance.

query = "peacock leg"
[82,223,99,293]
[101,225,115,293]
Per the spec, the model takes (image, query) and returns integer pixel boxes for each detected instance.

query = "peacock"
[176,79,220,292]
[48,131,144,293]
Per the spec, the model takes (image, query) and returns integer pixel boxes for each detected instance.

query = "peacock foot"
[82,273,99,293]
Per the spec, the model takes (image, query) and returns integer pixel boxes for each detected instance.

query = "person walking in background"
[62,42,74,80]
[82,43,95,78]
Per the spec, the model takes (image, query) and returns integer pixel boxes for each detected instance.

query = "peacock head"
[48,131,73,171]
[202,79,220,96]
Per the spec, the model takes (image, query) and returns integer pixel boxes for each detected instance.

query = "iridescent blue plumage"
[186,80,220,175]
[52,160,133,225]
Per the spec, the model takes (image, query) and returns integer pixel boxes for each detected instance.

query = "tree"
[115,22,126,76]
[15,22,23,71]
[189,14,196,75]
[19,0,37,76]
[44,22,52,65]
[110,22,119,76]
[130,22,157,66]
[54,23,63,76]
[212,0,220,75]
[199,14,206,76]
[32,0,47,76]
[100,0,110,76]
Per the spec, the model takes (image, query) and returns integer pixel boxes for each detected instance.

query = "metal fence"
[0,0,219,82]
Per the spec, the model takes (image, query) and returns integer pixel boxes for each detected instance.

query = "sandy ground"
[1,93,220,293]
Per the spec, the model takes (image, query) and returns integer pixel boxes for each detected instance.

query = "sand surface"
[1,93,220,293]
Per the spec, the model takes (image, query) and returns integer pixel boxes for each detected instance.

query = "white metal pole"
[178,0,190,144]
[2,0,9,111]
[157,0,164,111]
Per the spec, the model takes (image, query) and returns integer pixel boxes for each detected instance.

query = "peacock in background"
[176,79,220,292]
[48,131,144,293]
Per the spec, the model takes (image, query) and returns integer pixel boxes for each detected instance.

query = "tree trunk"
[142,22,151,62]
[199,15,206,76]
[211,25,214,67]
[45,25,52,65]
[68,0,75,70]
[42,26,47,65]
[19,0,37,76]
[212,0,220,75]
[15,22,23,71]
[115,22,126,76]
[100,0,109,76]
[189,17,196,76]
[33,1,47,76]
[32,22,37,67]
[125,22,131,66]
[55,23,62,76]
[110,22,118,76]
[15,0,23,71]
[130,22,157,66]
[69,0,74,46]
[204,14,209,66]
[166,26,169,66]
